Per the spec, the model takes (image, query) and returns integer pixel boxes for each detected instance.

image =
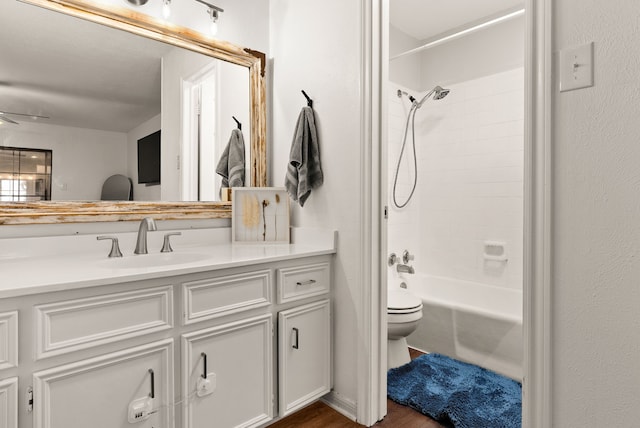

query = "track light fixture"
[195,0,224,35]
[124,0,224,35]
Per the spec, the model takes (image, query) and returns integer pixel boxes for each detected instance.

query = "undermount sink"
[99,252,211,270]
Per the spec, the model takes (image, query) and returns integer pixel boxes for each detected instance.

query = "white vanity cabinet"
[0,251,333,428]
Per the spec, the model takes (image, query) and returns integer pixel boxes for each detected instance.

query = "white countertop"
[0,227,337,299]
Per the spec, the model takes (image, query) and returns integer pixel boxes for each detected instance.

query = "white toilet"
[387,288,423,369]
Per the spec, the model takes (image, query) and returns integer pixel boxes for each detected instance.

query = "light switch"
[559,42,594,92]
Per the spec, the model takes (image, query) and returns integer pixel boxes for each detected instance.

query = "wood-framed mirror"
[0,0,266,225]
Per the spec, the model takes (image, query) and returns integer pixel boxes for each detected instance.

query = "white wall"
[552,0,640,425]
[127,114,161,201]
[420,16,524,88]
[270,0,362,410]
[97,0,269,52]
[0,122,127,200]
[389,25,422,91]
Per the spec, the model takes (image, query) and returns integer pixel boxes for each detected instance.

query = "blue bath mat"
[387,353,521,428]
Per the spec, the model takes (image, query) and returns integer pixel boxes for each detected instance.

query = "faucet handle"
[161,232,182,253]
[97,236,123,258]
[402,250,414,264]
[388,253,398,266]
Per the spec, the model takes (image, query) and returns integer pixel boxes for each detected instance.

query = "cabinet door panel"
[182,270,271,325]
[35,286,173,360]
[33,339,173,428]
[0,311,18,370]
[182,315,273,428]
[0,377,18,428]
[278,299,331,416]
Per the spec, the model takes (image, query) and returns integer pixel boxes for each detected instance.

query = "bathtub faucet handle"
[402,250,414,264]
[388,253,398,266]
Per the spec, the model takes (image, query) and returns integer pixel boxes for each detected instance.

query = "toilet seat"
[388,305,422,315]
[388,289,422,313]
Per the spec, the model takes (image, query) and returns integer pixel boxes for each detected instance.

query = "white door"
[181,315,273,428]
[278,299,331,416]
[33,339,174,428]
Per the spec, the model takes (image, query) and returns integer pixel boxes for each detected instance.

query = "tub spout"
[397,264,415,274]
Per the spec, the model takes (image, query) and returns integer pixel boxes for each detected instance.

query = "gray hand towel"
[216,128,245,188]
[285,106,323,207]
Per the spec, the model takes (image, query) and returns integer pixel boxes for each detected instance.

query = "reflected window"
[0,147,52,201]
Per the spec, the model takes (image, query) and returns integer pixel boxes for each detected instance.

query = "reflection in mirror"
[0,0,250,204]
[0,147,52,201]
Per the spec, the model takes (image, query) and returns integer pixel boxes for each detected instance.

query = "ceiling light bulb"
[162,0,171,19]
[207,8,219,36]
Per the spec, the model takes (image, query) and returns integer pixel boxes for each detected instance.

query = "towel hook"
[232,116,242,130]
[301,90,313,108]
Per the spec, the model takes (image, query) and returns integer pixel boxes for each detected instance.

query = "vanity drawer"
[277,262,330,304]
[0,311,18,370]
[35,286,173,360]
[182,269,272,325]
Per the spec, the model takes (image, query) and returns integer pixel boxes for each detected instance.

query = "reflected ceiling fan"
[0,111,50,125]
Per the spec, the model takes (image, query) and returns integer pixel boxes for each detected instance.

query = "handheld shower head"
[433,86,450,100]
[415,85,450,108]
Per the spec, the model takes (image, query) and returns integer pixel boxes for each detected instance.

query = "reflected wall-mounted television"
[137,130,161,185]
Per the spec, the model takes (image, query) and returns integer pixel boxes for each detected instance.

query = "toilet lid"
[388,289,422,311]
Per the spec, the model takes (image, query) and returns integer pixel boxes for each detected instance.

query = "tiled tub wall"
[388,67,524,291]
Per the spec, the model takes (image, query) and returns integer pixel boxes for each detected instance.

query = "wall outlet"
[196,373,216,397]
[128,396,153,424]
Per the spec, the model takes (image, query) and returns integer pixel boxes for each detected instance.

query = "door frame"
[357,0,553,426]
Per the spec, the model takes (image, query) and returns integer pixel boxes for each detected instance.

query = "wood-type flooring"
[270,348,447,428]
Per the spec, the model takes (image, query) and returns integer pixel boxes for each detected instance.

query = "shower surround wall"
[388,67,524,291]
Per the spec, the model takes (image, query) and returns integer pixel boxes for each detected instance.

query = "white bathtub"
[405,274,523,380]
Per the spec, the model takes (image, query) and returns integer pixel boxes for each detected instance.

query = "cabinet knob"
[296,279,316,286]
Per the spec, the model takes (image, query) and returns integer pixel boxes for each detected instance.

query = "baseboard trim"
[321,391,358,422]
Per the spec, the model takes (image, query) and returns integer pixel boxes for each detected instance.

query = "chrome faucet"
[134,217,157,255]
[396,263,415,274]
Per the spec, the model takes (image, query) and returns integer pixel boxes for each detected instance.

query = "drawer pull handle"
[201,352,208,379]
[296,279,316,286]
[148,369,155,398]
[292,327,299,349]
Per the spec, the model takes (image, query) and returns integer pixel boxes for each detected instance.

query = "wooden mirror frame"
[0,0,267,225]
